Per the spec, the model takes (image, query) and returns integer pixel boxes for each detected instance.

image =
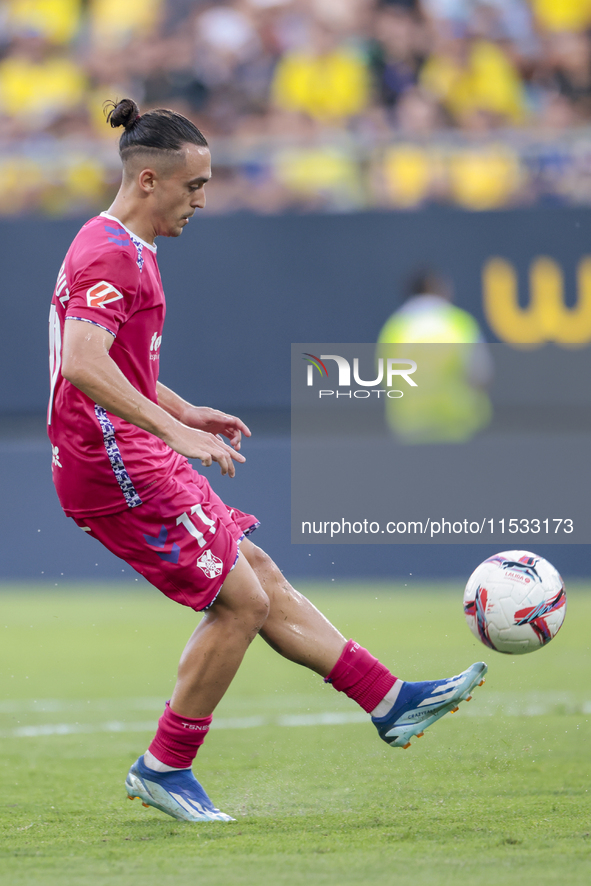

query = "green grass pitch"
[1,581,590,886]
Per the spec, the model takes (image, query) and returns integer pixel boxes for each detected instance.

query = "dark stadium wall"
[1,434,589,582]
[1,208,590,580]
[2,206,591,413]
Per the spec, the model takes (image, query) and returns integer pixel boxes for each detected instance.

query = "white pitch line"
[2,700,590,740]
[0,698,166,714]
[0,712,369,739]
[278,712,367,727]
[1,692,589,740]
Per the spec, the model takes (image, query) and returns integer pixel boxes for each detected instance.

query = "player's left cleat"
[125,755,234,822]
[372,661,487,749]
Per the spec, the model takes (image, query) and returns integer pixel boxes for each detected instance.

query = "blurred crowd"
[3,0,591,215]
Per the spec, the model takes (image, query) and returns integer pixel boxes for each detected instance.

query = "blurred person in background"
[1,0,591,215]
[376,87,445,208]
[529,0,591,34]
[369,2,426,117]
[0,31,86,129]
[377,268,493,443]
[271,16,370,121]
[419,21,527,129]
[546,31,591,122]
[88,0,164,48]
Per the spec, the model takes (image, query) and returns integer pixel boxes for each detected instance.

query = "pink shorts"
[74,462,259,611]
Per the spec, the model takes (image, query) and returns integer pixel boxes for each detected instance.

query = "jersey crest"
[196,550,223,579]
[87,281,124,308]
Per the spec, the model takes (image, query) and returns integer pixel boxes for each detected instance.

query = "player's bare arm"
[61,319,244,476]
[156,382,251,450]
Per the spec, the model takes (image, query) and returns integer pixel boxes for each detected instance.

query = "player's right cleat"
[372,661,487,749]
[125,755,234,822]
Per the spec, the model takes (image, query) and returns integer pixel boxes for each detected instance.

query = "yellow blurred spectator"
[41,155,107,216]
[421,40,526,125]
[89,0,163,47]
[530,0,591,33]
[274,146,362,205]
[6,0,81,45]
[0,155,45,214]
[65,156,106,202]
[0,51,86,122]
[272,25,370,121]
[448,145,523,210]
[382,145,432,207]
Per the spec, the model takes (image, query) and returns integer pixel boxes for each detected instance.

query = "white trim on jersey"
[100,212,157,252]
[48,303,61,426]
[66,316,116,337]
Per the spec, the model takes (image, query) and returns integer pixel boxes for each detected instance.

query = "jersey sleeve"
[64,249,141,337]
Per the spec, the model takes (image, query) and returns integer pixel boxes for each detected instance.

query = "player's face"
[151,144,212,238]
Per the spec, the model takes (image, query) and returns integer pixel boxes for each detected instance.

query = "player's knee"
[249,586,270,630]
[244,542,280,581]
[227,574,270,630]
[212,583,269,634]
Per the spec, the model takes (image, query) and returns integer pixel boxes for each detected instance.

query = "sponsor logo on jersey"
[150,331,162,360]
[196,549,223,579]
[150,332,162,360]
[87,281,124,309]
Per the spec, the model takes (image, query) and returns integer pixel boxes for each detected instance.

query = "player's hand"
[180,406,251,451]
[163,424,245,477]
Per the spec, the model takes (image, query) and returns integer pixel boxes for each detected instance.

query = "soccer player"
[47,98,487,823]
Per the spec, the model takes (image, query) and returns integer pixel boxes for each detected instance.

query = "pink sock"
[324,639,397,714]
[148,701,212,769]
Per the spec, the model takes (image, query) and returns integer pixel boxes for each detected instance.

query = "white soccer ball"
[463,550,566,654]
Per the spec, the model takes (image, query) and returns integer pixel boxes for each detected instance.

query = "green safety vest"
[377,298,492,444]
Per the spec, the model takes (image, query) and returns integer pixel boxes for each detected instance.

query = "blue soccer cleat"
[125,755,234,822]
[372,661,487,749]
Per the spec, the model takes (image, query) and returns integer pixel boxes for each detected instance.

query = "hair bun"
[105,98,141,130]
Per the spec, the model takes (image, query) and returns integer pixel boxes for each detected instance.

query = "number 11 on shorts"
[176,505,216,548]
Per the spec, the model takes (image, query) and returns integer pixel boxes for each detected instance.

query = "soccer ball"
[463,550,566,654]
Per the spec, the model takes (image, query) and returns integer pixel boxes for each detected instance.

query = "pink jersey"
[48,212,184,517]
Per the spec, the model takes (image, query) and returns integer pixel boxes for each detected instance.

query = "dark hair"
[104,98,208,158]
[407,269,449,299]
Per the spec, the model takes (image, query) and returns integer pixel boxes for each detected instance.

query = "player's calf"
[241,539,348,676]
